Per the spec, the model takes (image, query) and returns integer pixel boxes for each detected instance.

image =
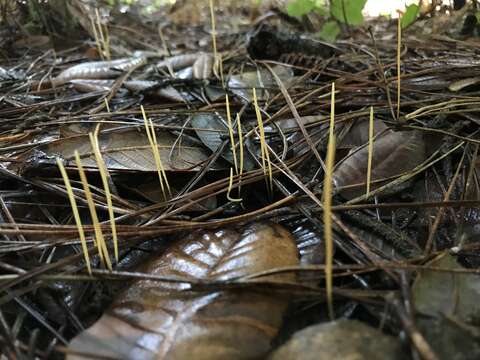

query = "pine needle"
[366,106,374,197]
[141,105,171,199]
[89,131,118,262]
[74,150,112,271]
[56,159,92,275]
[90,15,103,60]
[253,87,273,194]
[324,82,336,320]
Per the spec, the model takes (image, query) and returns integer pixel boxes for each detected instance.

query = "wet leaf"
[129,178,217,211]
[337,118,389,148]
[192,53,214,80]
[227,65,294,103]
[67,222,299,360]
[191,112,255,170]
[333,130,426,199]
[19,128,215,173]
[448,77,480,92]
[417,317,480,360]
[156,53,199,71]
[55,57,145,85]
[413,254,480,321]
[70,79,115,93]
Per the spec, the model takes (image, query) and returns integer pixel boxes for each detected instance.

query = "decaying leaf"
[337,118,389,148]
[70,79,115,93]
[413,253,480,321]
[413,253,480,360]
[333,130,426,199]
[269,319,404,360]
[156,53,200,71]
[18,128,216,173]
[191,112,255,170]
[67,222,299,360]
[192,53,214,80]
[448,77,480,92]
[123,80,186,102]
[54,56,146,86]
[127,178,217,211]
[227,65,294,102]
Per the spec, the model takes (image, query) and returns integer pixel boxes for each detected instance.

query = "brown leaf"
[333,130,426,199]
[227,65,294,102]
[67,222,299,360]
[54,57,146,86]
[156,53,199,71]
[192,53,214,80]
[18,128,216,173]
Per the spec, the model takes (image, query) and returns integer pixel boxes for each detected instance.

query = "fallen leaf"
[192,53,214,80]
[18,128,216,173]
[413,253,480,321]
[269,319,404,360]
[191,112,255,170]
[54,56,146,86]
[333,130,426,199]
[67,222,299,360]
[227,65,294,102]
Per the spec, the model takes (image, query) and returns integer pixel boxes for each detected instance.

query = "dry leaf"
[227,65,294,102]
[67,222,299,360]
[156,54,199,72]
[333,130,426,199]
[192,53,214,80]
[18,128,215,173]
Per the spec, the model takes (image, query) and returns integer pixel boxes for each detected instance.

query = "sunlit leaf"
[286,0,316,17]
[401,4,420,29]
[331,0,367,25]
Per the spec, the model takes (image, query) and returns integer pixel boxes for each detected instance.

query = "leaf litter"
[1,1,480,359]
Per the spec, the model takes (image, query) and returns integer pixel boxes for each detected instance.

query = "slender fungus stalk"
[209,0,224,84]
[236,113,244,194]
[74,151,112,271]
[397,14,402,121]
[324,82,336,320]
[366,106,374,197]
[226,95,238,174]
[104,98,110,113]
[141,105,170,199]
[253,88,273,195]
[89,131,118,262]
[56,159,92,275]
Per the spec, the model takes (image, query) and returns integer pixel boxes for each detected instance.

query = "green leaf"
[331,0,367,26]
[317,21,341,42]
[286,0,316,17]
[401,4,420,29]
